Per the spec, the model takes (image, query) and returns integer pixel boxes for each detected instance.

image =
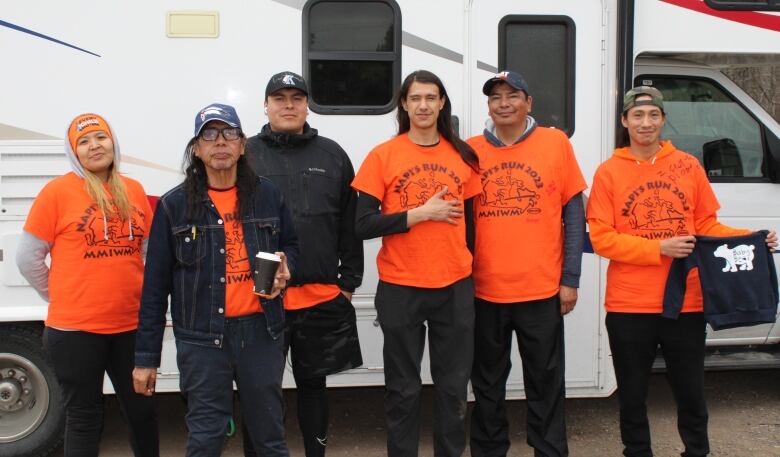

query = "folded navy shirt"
[663,230,778,330]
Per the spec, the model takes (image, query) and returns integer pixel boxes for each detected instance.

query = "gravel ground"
[52,369,780,456]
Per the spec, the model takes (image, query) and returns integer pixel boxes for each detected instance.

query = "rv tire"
[0,324,64,457]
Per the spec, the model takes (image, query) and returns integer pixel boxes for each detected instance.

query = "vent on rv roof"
[166,11,219,38]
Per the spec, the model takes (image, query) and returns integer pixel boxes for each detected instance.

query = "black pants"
[470,295,567,457]
[605,312,709,457]
[375,277,475,457]
[244,293,362,457]
[43,327,159,457]
[289,292,362,457]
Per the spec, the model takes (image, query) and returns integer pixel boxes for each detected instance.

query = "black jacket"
[245,123,363,292]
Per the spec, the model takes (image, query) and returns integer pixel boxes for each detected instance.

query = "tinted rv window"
[499,16,575,135]
[304,0,401,115]
[638,76,767,180]
[705,0,780,11]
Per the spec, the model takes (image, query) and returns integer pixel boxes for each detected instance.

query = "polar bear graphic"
[713,243,755,272]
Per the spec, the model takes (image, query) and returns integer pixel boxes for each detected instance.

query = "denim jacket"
[135,177,298,368]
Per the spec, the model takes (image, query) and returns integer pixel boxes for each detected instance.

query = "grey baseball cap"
[623,86,664,113]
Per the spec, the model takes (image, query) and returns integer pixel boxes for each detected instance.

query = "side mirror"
[703,138,743,177]
[765,128,780,183]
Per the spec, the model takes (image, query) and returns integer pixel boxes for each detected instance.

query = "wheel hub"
[0,352,50,443]
[1,369,31,412]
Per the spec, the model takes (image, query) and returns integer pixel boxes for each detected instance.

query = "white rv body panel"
[1,5,778,450]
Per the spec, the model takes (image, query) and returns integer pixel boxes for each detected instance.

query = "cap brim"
[267,86,308,97]
[482,78,502,95]
[195,118,240,136]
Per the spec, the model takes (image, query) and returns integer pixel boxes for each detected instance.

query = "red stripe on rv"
[661,0,780,32]
[147,195,159,212]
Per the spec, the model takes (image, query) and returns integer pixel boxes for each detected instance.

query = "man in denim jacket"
[133,103,298,457]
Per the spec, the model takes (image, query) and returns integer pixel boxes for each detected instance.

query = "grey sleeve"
[15,231,52,302]
[561,192,585,288]
[142,238,149,263]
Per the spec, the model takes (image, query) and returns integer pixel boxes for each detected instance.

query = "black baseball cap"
[265,71,309,97]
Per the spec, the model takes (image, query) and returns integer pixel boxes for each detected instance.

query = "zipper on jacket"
[302,170,310,213]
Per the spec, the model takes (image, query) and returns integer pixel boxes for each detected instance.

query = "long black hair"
[182,133,256,223]
[396,70,479,172]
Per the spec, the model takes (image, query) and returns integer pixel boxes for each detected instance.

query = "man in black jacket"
[244,71,364,457]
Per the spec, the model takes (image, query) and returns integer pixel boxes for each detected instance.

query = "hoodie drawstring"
[101,215,133,241]
[636,156,659,166]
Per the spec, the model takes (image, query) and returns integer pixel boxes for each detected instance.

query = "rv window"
[303,0,401,115]
[499,16,575,135]
[637,76,767,181]
[705,0,780,11]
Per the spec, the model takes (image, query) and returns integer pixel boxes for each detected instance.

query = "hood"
[258,122,318,147]
[612,140,677,165]
[483,115,537,147]
[64,119,121,178]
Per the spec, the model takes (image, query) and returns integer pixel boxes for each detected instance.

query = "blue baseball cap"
[482,71,531,96]
[194,103,242,137]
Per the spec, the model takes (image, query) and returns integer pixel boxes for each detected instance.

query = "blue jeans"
[176,313,288,457]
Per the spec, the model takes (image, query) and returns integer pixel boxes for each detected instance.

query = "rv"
[1,0,778,455]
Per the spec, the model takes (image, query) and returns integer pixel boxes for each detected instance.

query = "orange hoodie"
[586,141,749,313]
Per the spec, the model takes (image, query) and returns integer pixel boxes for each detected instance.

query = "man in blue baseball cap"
[134,103,299,456]
[468,71,587,457]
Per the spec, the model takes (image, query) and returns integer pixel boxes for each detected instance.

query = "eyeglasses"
[200,127,242,141]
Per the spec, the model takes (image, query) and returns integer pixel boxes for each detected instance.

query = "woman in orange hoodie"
[587,87,775,457]
[16,113,158,456]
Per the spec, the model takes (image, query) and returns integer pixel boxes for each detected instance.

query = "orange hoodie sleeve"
[695,215,751,237]
[586,164,662,266]
[588,219,662,265]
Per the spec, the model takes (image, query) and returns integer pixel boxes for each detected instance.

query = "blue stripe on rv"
[0,19,100,57]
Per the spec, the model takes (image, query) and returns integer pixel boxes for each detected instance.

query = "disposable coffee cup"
[253,252,281,296]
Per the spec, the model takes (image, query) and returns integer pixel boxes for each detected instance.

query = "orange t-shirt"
[352,133,482,288]
[587,142,749,313]
[23,172,152,333]
[208,187,260,317]
[468,128,587,303]
[284,283,341,310]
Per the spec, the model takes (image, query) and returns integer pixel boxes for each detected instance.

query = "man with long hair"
[352,70,480,457]
[133,103,298,456]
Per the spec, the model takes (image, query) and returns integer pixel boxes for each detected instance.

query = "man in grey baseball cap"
[622,85,664,113]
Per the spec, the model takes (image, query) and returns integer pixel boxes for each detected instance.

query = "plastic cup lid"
[255,252,281,262]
